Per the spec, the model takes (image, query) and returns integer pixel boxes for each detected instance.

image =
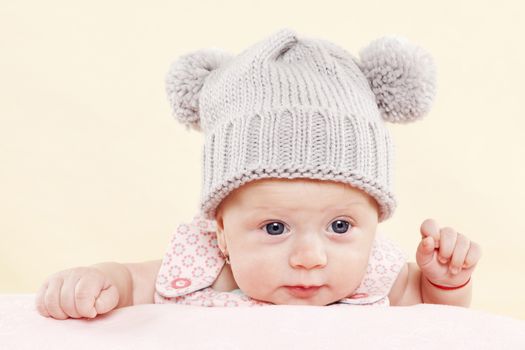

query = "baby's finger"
[94,281,119,315]
[416,235,436,268]
[463,241,483,269]
[74,273,105,318]
[437,227,457,264]
[449,233,470,274]
[60,274,83,319]
[420,219,440,248]
[44,277,69,320]
[35,281,50,317]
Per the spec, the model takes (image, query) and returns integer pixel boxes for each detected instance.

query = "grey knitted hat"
[165,28,436,222]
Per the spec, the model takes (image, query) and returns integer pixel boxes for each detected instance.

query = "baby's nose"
[288,235,327,269]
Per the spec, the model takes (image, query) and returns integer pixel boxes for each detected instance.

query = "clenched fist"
[35,266,119,320]
[416,219,482,288]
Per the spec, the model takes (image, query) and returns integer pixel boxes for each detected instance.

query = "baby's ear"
[214,212,227,252]
[216,227,228,256]
[165,48,234,132]
[357,36,437,124]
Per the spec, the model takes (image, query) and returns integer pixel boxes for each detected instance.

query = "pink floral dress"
[154,214,407,307]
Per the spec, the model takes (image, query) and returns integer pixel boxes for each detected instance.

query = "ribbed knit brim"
[200,105,396,222]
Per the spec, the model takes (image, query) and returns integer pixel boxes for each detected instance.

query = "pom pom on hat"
[165,48,234,131]
[358,36,437,123]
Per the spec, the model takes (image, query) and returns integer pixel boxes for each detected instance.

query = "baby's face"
[215,178,379,305]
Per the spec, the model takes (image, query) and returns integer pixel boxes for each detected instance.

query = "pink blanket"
[1,294,524,349]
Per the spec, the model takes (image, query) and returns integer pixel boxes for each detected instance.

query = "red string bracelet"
[426,276,471,290]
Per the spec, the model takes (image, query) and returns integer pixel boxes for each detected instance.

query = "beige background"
[1,0,524,319]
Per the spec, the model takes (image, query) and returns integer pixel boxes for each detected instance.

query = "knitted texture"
[165,28,436,222]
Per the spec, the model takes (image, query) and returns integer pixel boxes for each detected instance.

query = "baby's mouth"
[284,285,323,298]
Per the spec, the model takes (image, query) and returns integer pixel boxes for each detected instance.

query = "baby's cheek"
[230,256,277,297]
[332,251,369,290]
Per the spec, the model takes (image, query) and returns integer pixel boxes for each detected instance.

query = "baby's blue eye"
[262,220,352,235]
[265,222,286,235]
[331,220,351,234]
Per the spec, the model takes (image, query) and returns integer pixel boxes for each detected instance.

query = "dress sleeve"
[155,214,226,298]
[339,230,408,305]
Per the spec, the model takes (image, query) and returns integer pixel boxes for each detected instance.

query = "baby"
[35,28,481,319]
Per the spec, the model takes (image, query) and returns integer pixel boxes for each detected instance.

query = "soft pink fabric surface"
[1,294,524,350]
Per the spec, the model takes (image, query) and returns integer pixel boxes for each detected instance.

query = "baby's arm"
[35,259,162,319]
[93,260,162,305]
[388,219,481,307]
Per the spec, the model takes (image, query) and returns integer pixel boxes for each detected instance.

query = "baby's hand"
[416,219,482,287]
[35,266,119,320]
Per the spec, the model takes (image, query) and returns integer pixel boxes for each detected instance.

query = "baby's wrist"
[424,276,471,290]
[421,273,472,307]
